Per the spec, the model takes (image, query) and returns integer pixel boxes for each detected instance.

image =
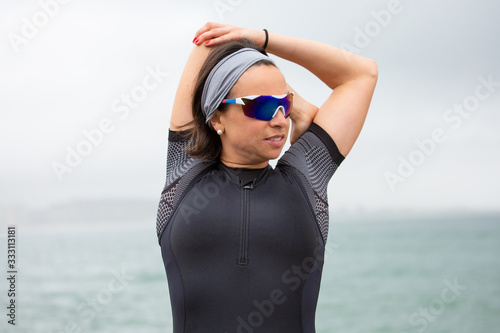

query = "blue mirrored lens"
[242,93,293,120]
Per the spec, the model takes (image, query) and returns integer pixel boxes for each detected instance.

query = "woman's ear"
[210,110,223,131]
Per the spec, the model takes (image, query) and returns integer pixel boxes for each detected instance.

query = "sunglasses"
[221,92,294,121]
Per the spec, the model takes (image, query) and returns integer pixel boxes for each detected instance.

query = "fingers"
[193,22,225,43]
[196,27,230,45]
[194,22,222,38]
[193,22,238,46]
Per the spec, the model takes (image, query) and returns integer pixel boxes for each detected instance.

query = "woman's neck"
[220,158,269,169]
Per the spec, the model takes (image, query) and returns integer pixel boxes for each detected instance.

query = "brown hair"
[184,38,276,161]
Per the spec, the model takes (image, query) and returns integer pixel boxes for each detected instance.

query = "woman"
[156,22,377,332]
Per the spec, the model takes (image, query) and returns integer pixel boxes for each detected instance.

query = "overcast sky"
[1,0,499,218]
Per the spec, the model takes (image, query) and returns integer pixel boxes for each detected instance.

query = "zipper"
[238,181,253,265]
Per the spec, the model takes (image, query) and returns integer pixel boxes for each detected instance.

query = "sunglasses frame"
[221,92,294,121]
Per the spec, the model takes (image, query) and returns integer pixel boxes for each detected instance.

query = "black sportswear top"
[156,123,344,333]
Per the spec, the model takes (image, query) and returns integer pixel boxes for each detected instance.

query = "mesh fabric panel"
[156,132,212,241]
[277,125,342,243]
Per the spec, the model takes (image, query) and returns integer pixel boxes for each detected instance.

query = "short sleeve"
[163,130,198,190]
[277,123,344,242]
[156,130,204,239]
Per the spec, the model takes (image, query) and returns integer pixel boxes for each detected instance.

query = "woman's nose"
[269,106,288,126]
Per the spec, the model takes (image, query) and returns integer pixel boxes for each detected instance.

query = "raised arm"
[194,23,378,157]
[169,44,211,131]
[266,32,378,157]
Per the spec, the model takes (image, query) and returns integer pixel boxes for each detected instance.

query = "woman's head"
[187,39,290,167]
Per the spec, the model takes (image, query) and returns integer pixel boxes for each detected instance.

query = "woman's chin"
[267,148,285,160]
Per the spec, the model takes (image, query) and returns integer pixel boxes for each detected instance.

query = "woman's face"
[212,64,290,168]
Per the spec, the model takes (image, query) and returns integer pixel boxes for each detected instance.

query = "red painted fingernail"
[192,37,197,43]
[194,38,199,44]
[205,40,210,45]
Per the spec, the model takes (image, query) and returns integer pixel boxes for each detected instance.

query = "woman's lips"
[265,135,285,147]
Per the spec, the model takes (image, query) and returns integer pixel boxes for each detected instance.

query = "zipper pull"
[243,181,254,190]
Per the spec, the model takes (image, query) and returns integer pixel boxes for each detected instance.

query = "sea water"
[1,215,499,333]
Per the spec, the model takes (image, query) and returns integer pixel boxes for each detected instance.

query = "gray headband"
[201,47,275,125]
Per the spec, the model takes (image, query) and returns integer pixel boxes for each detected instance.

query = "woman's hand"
[192,22,266,48]
[287,84,319,145]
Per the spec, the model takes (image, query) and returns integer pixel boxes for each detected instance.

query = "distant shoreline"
[13,211,500,235]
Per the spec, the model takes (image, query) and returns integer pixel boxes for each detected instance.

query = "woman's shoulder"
[279,123,344,169]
